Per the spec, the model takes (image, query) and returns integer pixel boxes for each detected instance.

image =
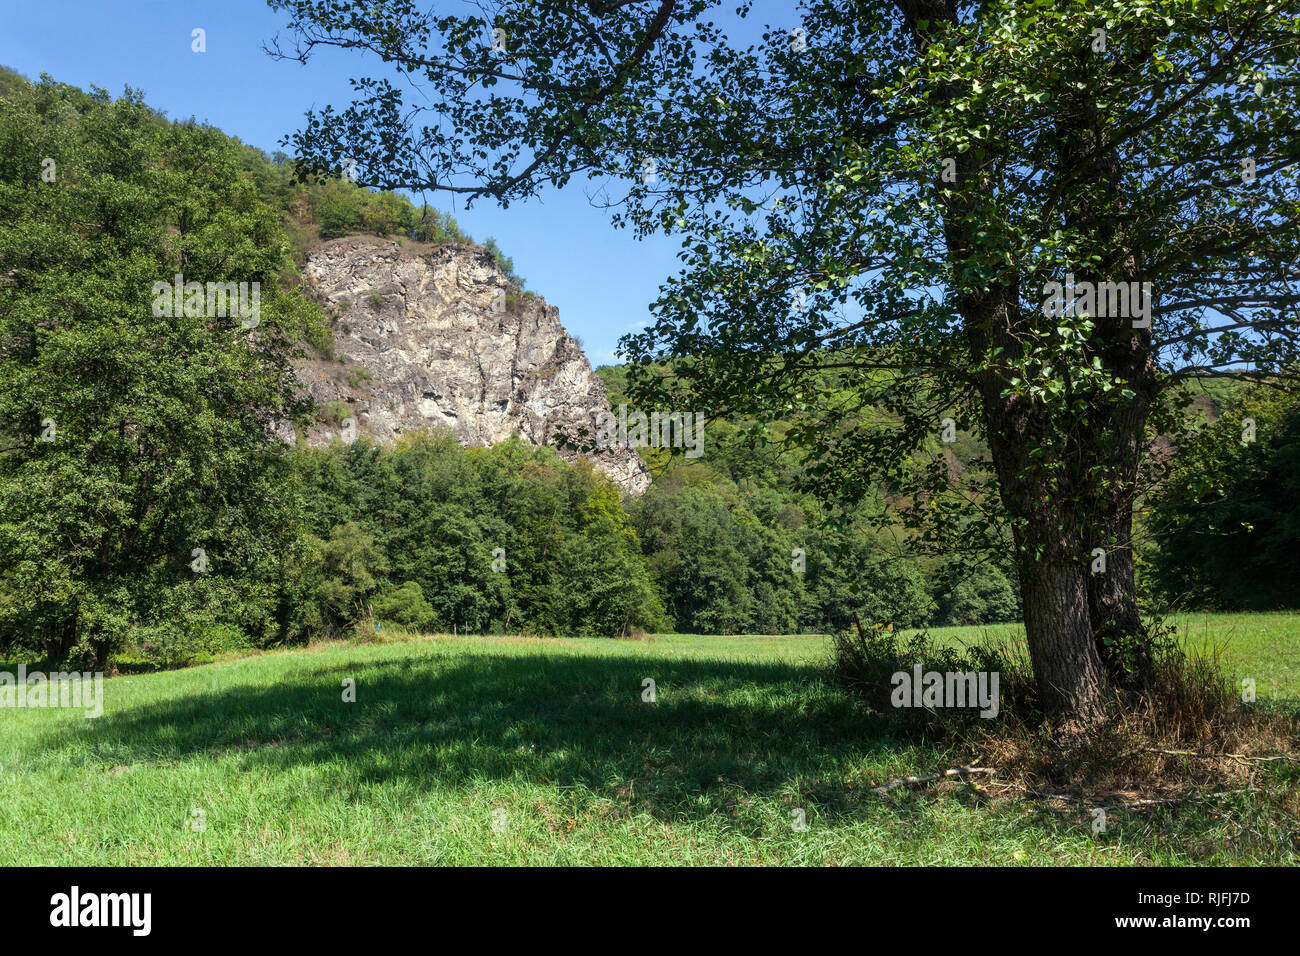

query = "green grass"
[917,612,1300,699]
[1,619,1296,866]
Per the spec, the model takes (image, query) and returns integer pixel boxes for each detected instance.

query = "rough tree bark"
[1053,48,1158,685]
[1083,403,1154,686]
[966,287,1114,717]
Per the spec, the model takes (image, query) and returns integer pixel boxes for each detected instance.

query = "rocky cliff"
[288,235,650,495]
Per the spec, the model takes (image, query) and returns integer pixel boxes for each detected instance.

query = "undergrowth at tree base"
[831,623,1300,826]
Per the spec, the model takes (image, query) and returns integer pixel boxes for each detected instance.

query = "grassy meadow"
[1,614,1297,866]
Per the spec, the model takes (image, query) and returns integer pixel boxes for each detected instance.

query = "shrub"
[831,622,1031,733]
[373,581,436,633]
[933,563,1022,626]
[304,523,389,637]
[131,619,251,669]
[1146,382,1300,611]
[317,399,351,426]
[484,236,526,288]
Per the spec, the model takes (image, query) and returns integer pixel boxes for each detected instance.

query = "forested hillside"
[1,66,1295,673]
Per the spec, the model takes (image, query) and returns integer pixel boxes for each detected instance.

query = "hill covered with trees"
[1,65,1294,674]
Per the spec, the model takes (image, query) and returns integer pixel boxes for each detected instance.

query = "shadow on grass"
[38,650,944,826]
[30,648,1299,860]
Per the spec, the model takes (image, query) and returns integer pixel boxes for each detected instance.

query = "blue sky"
[0,0,785,365]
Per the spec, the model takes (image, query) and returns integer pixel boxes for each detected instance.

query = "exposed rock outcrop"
[288,235,650,495]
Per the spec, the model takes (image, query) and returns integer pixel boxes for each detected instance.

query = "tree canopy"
[0,75,312,666]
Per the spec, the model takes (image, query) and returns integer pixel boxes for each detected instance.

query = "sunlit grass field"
[1,614,1296,866]
[922,612,1300,700]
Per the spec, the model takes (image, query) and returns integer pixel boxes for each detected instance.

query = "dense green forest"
[1,67,1295,671]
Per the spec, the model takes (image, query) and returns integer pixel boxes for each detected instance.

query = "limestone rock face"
[290,236,650,495]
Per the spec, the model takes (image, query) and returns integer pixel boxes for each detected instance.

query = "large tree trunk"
[1077,318,1156,684]
[964,284,1113,718]
[1086,479,1152,685]
[1051,49,1158,685]
[906,0,1115,721]
[1019,536,1111,718]
[980,375,1113,718]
